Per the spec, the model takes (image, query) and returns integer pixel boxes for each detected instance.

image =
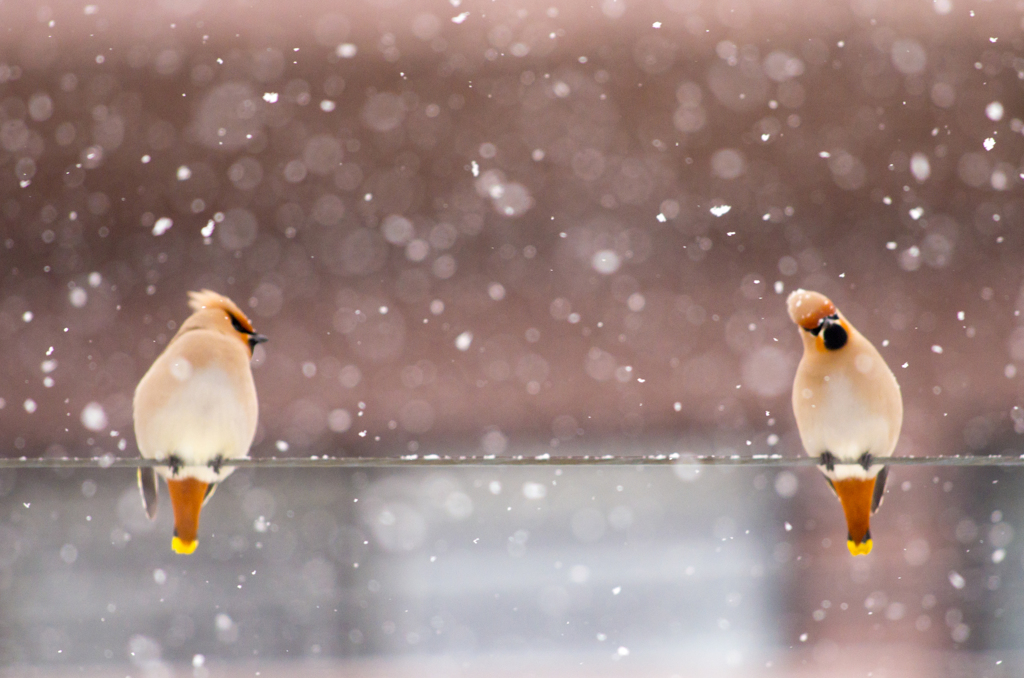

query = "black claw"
[820,451,836,473]
[209,455,225,475]
[859,452,873,471]
[167,454,184,477]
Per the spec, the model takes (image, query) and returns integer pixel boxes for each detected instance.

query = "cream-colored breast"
[792,343,902,480]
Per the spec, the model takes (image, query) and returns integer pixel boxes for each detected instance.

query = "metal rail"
[1,454,1021,469]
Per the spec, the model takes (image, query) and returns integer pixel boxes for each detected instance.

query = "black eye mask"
[804,313,847,350]
[228,314,268,354]
[805,313,838,336]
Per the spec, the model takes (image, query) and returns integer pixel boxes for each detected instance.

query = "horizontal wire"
[1,454,1023,469]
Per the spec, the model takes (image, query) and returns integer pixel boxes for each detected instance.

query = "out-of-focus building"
[0,0,1023,673]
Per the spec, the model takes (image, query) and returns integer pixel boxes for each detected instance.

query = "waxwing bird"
[134,290,266,554]
[787,289,902,556]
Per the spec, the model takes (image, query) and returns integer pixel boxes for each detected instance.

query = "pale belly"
[137,367,255,483]
[796,374,893,480]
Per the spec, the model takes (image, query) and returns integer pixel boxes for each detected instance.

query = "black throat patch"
[822,322,848,350]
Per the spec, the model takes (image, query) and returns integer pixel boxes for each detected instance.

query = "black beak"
[248,333,268,352]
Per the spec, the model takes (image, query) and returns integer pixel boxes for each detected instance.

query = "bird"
[133,290,266,554]
[787,289,902,556]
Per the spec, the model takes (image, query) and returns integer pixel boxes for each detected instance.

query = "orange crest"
[786,289,837,331]
[188,289,254,333]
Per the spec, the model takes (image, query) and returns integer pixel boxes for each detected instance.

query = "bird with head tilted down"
[133,290,266,554]
[787,289,902,556]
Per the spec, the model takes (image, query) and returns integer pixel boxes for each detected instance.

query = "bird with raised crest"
[133,290,266,554]
[787,289,902,556]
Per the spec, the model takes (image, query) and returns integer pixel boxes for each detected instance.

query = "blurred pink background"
[0,0,1023,672]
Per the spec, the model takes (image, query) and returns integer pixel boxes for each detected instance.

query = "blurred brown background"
[1,0,1022,462]
[1,0,1024,673]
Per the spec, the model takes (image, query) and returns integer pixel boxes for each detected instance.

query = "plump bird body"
[134,329,258,483]
[787,289,902,555]
[791,328,902,479]
[133,290,265,553]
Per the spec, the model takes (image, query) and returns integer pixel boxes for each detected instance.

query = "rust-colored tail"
[832,478,876,556]
[166,477,209,554]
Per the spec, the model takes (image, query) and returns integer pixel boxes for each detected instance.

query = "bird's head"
[786,289,849,352]
[185,289,268,355]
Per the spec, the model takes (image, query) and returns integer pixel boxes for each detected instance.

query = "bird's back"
[133,329,258,473]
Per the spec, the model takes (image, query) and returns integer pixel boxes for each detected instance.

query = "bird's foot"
[166,454,184,477]
[208,454,225,475]
[820,451,836,473]
[859,452,873,471]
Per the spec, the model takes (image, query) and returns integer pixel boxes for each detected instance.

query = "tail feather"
[832,477,876,556]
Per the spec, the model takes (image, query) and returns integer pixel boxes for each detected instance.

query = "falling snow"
[0,2,1018,672]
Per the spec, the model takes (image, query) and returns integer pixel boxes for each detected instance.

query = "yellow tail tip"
[847,538,873,556]
[171,536,198,554]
